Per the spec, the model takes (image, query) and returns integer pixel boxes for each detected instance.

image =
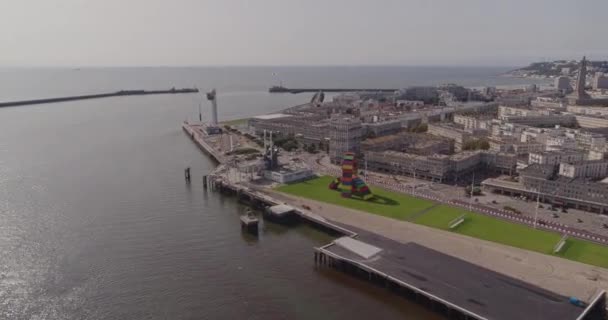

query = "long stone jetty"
[0,88,199,108]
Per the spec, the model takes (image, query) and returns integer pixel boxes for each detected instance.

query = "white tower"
[206,89,218,126]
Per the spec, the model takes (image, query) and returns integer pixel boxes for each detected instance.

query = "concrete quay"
[182,122,227,164]
[203,175,606,319]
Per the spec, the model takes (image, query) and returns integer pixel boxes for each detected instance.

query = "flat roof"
[333,237,382,259]
[268,204,295,216]
[322,228,585,320]
[252,113,293,120]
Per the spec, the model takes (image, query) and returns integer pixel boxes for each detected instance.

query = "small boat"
[240,209,259,233]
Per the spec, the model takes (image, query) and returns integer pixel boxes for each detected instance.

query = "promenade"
[267,189,608,302]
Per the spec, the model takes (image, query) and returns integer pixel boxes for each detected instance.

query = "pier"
[269,86,397,94]
[0,88,198,108]
[205,173,606,320]
[182,122,227,164]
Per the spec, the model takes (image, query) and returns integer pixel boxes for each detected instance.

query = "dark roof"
[519,164,556,179]
[324,225,585,320]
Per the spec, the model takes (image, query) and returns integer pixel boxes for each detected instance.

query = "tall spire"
[575,56,590,98]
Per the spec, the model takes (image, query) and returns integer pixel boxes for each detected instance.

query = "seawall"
[0,88,199,108]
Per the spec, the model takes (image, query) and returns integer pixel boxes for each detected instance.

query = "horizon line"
[0,64,524,69]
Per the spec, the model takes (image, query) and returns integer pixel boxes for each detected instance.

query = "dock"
[0,88,198,108]
[206,174,607,319]
[316,229,604,320]
[240,212,259,233]
[269,86,397,94]
[182,122,227,164]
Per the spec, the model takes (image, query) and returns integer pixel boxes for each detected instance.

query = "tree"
[306,143,317,154]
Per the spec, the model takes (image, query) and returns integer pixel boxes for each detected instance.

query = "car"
[577,218,583,223]
[552,213,559,218]
[492,200,498,204]
[603,223,608,229]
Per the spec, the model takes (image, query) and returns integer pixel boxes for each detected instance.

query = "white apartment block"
[529,150,585,166]
[559,160,608,179]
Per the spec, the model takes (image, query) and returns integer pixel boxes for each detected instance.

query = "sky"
[1,0,607,67]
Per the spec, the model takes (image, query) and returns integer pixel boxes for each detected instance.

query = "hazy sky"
[2,0,607,67]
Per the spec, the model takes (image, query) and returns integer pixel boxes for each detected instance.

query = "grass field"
[276,176,435,220]
[221,118,249,126]
[276,176,608,268]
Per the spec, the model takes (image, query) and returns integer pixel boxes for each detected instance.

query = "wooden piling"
[185,167,191,182]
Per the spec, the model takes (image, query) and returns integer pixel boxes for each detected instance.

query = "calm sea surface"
[0,67,541,320]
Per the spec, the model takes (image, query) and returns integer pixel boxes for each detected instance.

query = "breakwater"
[0,88,198,108]
[269,86,397,94]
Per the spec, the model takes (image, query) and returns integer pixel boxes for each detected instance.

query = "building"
[361,132,453,155]
[362,119,402,138]
[544,135,577,150]
[453,114,492,130]
[400,87,439,103]
[502,114,576,128]
[329,117,362,164]
[555,76,571,93]
[427,123,481,151]
[529,150,585,166]
[531,97,566,109]
[249,113,331,144]
[489,137,545,155]
[483,164,608,214]
[593,73,608,90]
[567,105,608,117]
[498,106,539,118]
[575,115,608,129]
[567,57,608,105]
[396,100,424,109]
[263,166,314,184]
[559,160,608,179]
[365,150,515,182]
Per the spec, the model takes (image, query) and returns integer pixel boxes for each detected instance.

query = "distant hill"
[506,60,608,78]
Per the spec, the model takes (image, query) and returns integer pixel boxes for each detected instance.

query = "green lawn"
[276,176,435,220]
[276,176,608,268]
[415,206,561,254]
[221,118,250,126]
[557,238,608,268]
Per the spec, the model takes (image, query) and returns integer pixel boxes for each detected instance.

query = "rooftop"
[253,113,293,120]
[322,231,585,320]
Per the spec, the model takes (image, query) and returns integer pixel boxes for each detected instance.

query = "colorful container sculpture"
[328,152,373,200]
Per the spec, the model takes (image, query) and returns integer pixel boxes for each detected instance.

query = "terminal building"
[364,150,516,182]
[483,163,608,214]
[329,117,362,164]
